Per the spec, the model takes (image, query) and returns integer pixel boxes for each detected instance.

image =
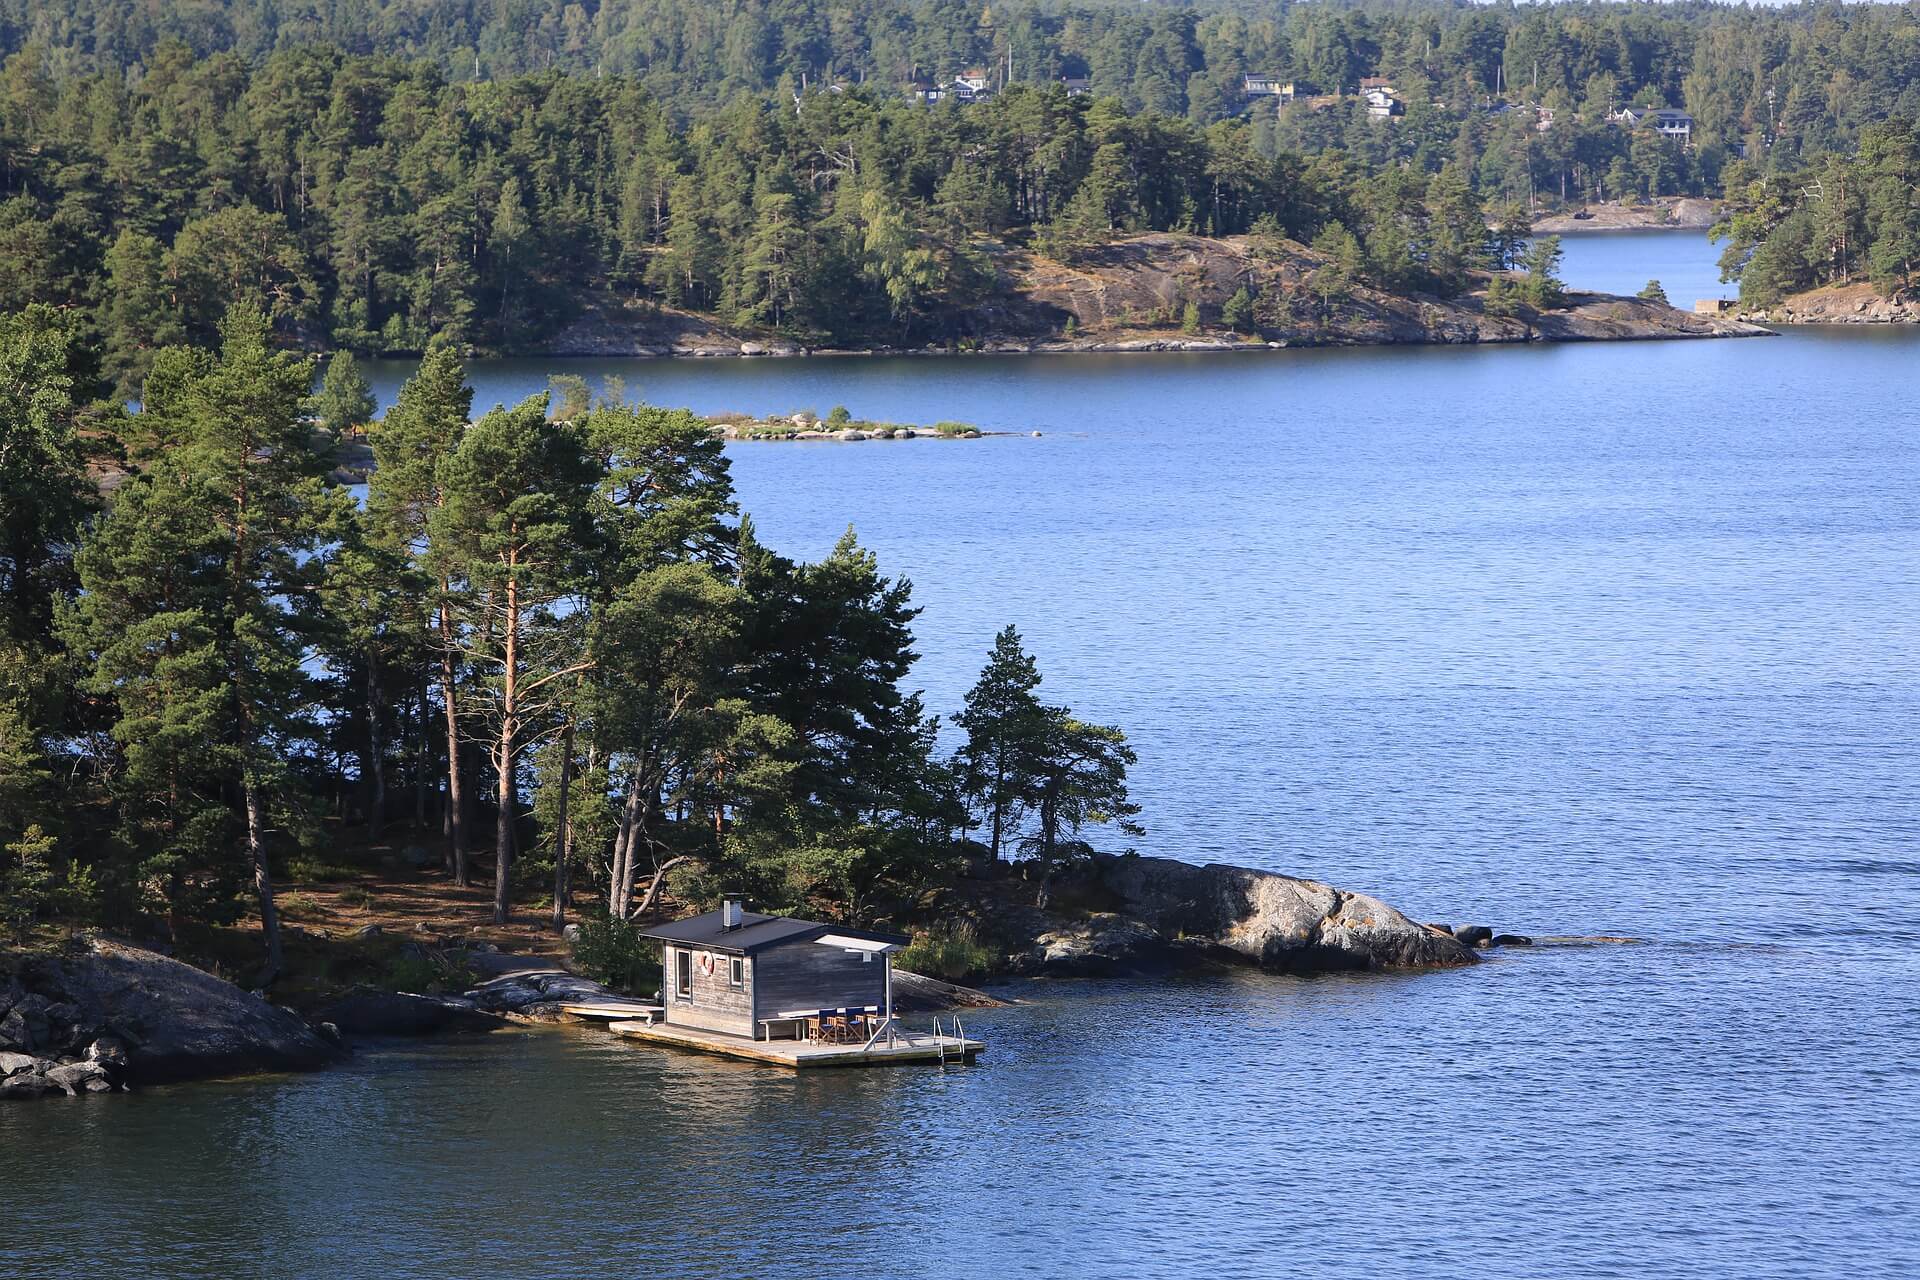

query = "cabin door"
[675,947,692,998]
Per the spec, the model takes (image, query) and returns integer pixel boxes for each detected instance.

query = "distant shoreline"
[1530,198,1719,235]
[516,233,1765,363]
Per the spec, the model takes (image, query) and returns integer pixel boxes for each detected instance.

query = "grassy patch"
[897,921,996,982]
[283,854,366,882]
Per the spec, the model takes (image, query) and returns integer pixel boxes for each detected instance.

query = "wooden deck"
[557,1001,663,1021]
[608,1018,984,1068]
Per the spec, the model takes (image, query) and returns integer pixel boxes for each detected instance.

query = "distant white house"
[1059,75,1092,97]
[1614,106,1693,143]
[1364,87,1403,119]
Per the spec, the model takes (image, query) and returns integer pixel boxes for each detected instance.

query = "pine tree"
[98,229,178,398]
[431,395,597,922]
[311,351,377,441]
[0,306,95,879]
[1222,285,1256,331]
[72,305,343,978]
[368,339,475,882]
[955,625,1047,862]
[1520,235,1566,308]
[1022,711,1141,908]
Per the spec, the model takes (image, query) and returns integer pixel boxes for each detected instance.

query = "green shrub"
[826,405,852,426]
[2,826,97,943]
[278,892,321,917]
[932,420,978,437]
[337,885,373,908]
[1181,300,1201,333]
[570,915,660,994]
[382,952,441,993]
[376,948,473,995]
[1222,286,1255,332]
[284,854,362,882]
[1483,274,1524,318]
[897,921,997,982]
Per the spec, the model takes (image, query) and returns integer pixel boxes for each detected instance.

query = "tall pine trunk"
[414,675,429,829]
[245,776,284,981]
[365,655,386,843]
[551,719,574,932]
[440,597,468,885]
[492,574,519,923]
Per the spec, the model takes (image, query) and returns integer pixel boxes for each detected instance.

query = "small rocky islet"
[0,851,1598,1100]
[705,409,1008,442]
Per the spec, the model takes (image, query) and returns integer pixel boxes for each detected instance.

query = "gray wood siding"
[752,940,887,1018]
[661,945,755,1035]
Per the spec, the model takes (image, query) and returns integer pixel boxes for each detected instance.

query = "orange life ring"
[698,952,715,976]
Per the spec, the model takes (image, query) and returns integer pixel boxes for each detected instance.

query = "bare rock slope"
[1095,856,1476,973]
[541,231,1768,357]
[2,939,340,1096]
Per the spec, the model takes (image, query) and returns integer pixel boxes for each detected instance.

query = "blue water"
[7,233,1918,1277]
[1551,226,1734,306]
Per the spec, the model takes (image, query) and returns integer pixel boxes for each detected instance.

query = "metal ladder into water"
[930,1015,967,1066]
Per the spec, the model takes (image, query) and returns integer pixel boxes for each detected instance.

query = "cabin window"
[675,947,691,998]
[729,956,744,987]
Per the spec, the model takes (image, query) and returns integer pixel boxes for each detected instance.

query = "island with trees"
[2,298,1486,1090]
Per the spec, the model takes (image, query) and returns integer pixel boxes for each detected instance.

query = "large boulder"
[3,938,340,1086]
[1093,856,1476,973]
[1026,913,1184,977]
[887,969,1006,1012]
[465,968,639,1020]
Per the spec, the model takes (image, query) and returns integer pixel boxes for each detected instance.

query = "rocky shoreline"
[1531,197,1719,234]
[1015,855,1499,977]
[1735,281,1920,325]
[3,853,1577,1099]
[707,411,1013,442]
[535,232,1767,360]
[1,940,341,1097]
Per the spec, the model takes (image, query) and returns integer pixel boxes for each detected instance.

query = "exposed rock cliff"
[1738,281,1920,325]
[1093,856,1476,973]
[1,938,340,1096]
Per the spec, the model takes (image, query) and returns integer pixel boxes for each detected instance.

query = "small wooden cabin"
[640,898,908,1042]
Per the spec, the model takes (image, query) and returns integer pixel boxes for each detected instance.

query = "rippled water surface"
[6,236,1918,1278]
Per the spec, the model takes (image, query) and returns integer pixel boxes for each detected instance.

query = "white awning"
[815,934,899,955]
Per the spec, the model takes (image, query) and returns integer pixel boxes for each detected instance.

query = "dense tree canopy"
[1,2,1916,374]
[0,305,1141,966]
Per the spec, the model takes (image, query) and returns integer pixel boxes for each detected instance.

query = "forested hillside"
[0,45,1551,373]
[3,1,1919,362]
[7,0,1920,165]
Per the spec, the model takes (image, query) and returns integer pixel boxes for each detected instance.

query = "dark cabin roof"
[639,909,908,956]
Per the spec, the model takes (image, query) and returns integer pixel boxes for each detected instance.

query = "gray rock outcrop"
[887,969,1006,1012]
[0,938,339,1096]
[1093,856,1477,973]
[464,967,639,1020]
[1028,913,1184,977]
